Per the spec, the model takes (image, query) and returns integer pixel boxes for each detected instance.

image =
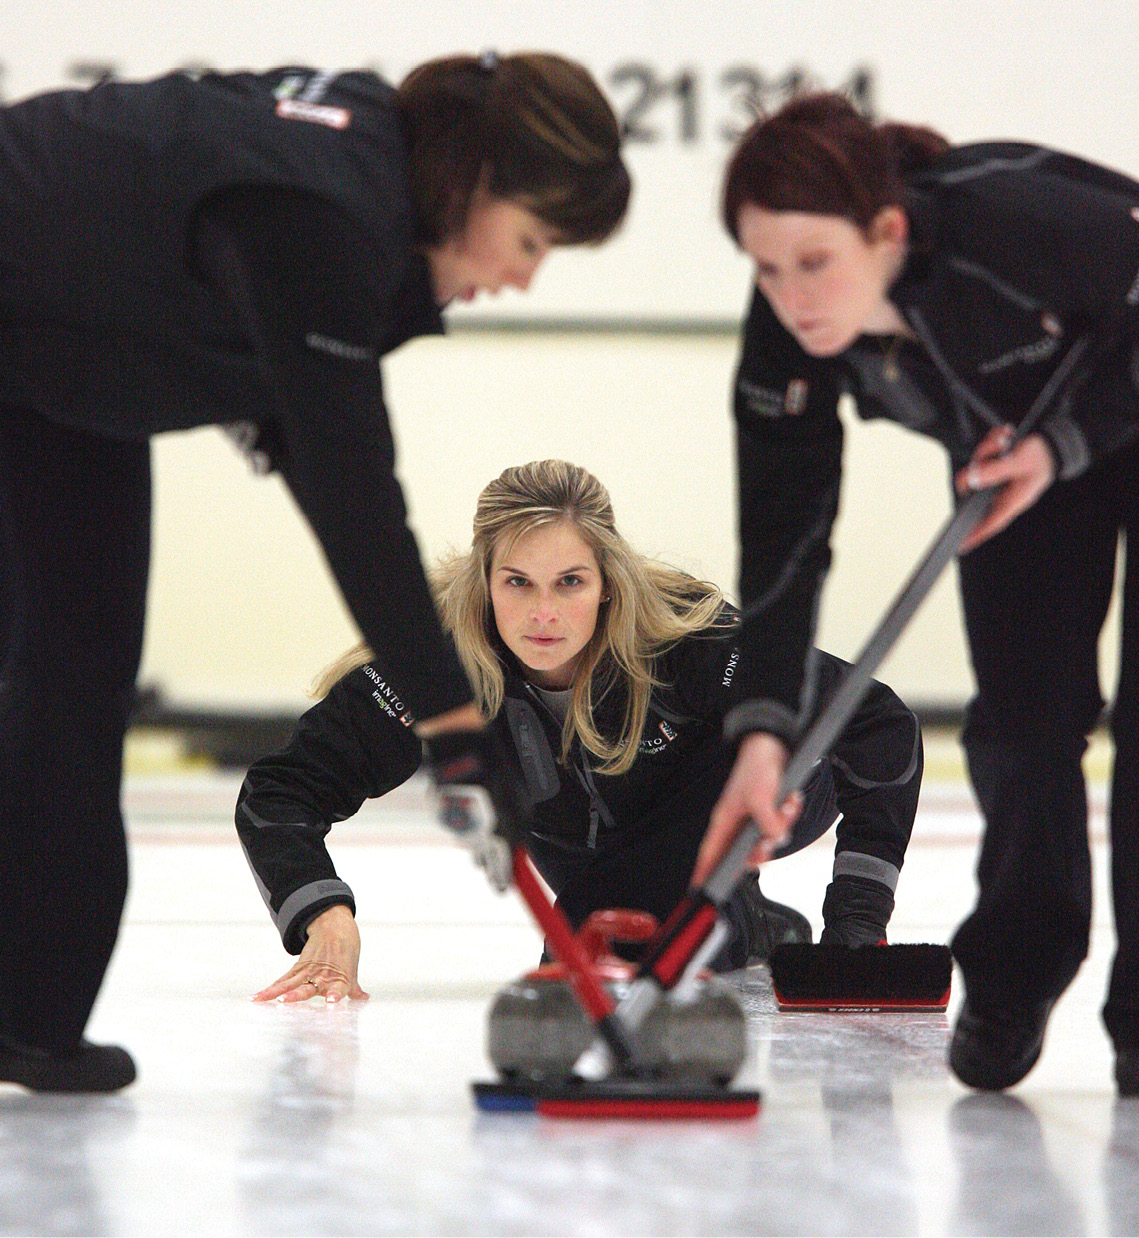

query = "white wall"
[2,1,1135,710]
[143,332,970,709]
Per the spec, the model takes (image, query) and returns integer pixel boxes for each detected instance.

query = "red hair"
[722,93,949,240]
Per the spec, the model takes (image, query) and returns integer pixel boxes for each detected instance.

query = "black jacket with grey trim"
[0,66,471,721]
[235,624,921,953]
[730,141,1139,740]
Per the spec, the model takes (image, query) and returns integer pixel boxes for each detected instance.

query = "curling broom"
[612,337,1090,1024]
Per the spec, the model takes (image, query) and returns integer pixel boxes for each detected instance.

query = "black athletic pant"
[529,742,911,953]
[951,439,1139,1049]
[0,405,150,1051]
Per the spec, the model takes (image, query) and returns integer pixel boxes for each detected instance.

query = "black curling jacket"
[0,66,471,720]
[729,142,1139,743]
[236,625,921,953]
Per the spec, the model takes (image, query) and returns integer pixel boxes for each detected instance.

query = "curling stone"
[633,978,748,1084]
[487,909,747,1086]
[487,974,593,1082]
[487,908,656,1083]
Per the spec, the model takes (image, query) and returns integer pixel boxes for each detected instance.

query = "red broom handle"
[510,848,633,1064]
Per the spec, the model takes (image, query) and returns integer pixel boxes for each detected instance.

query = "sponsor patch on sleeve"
[361,664,415,727]
[737,378,788,419]
[276,99,351,129]
[738,377,810,418]
[784,379,809,415]
[305,332,375,363]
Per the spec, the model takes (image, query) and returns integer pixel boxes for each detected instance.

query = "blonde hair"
[312,461,730,775]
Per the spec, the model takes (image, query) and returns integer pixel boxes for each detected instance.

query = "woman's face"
[489,520,605,690]
[736,203,907,356]
[426,183,559,305]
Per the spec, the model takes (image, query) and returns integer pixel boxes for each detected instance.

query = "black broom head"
[770,943,953,1011]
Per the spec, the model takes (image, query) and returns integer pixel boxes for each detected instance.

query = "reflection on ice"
[0,785,1133,1236]
[0,1093,135,1237]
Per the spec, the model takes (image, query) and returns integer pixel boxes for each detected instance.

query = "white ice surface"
[2,772,1136,1236]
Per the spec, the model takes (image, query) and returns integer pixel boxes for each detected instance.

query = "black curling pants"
[532,742,907,946]
[0,405,150,1051]
[951,439,1139,1050]
[530,746,834,967]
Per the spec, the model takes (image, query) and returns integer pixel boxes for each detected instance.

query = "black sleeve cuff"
[723,699,798,749]
[1039,406,1091,480]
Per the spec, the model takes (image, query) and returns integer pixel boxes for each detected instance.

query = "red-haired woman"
[705,92,1139,1095]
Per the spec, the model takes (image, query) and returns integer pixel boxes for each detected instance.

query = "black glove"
[222,419,289,476]
[421,727,530,893]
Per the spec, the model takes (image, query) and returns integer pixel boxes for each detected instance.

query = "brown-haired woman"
[0,53,629,1092]
[703,91,1139,1095]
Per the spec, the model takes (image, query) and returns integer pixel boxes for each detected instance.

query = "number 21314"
[609,63,874,144]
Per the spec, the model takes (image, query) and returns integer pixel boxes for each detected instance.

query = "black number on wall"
[719,66,764,142]
[611,62,875,145]
[610,64,658,142]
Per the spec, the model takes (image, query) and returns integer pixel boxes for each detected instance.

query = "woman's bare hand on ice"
[253,904,369,1003]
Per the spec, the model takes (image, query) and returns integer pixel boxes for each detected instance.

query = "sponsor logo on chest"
[274,70,351,128]
[638,719,679,754]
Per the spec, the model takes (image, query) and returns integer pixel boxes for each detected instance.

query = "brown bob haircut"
[398,52,631,246]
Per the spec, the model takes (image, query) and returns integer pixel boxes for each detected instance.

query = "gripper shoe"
[0,1037,137,1093]
[949,998,1053,1091]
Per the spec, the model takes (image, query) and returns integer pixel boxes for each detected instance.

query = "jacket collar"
[888,189,941,308]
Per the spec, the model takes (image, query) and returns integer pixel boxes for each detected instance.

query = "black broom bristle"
[770,943,952,1004]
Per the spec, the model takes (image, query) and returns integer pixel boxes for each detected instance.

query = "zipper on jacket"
[906,306,1006,431]
[574,755,616,851]
[523,682,615,851]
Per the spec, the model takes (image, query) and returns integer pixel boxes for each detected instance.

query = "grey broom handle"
[776,333,1089,804]
[614,335,1093,1021]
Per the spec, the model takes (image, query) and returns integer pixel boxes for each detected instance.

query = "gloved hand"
[422,727,529,893]
[222,419,288,476]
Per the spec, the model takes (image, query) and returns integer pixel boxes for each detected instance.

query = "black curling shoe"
[712,873,813,971]
[753,892,813,961]
[1116,1047,1139,1098]
[0,1036,137,1093]
[819,874,895,947]
[949,998,1053,1091]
